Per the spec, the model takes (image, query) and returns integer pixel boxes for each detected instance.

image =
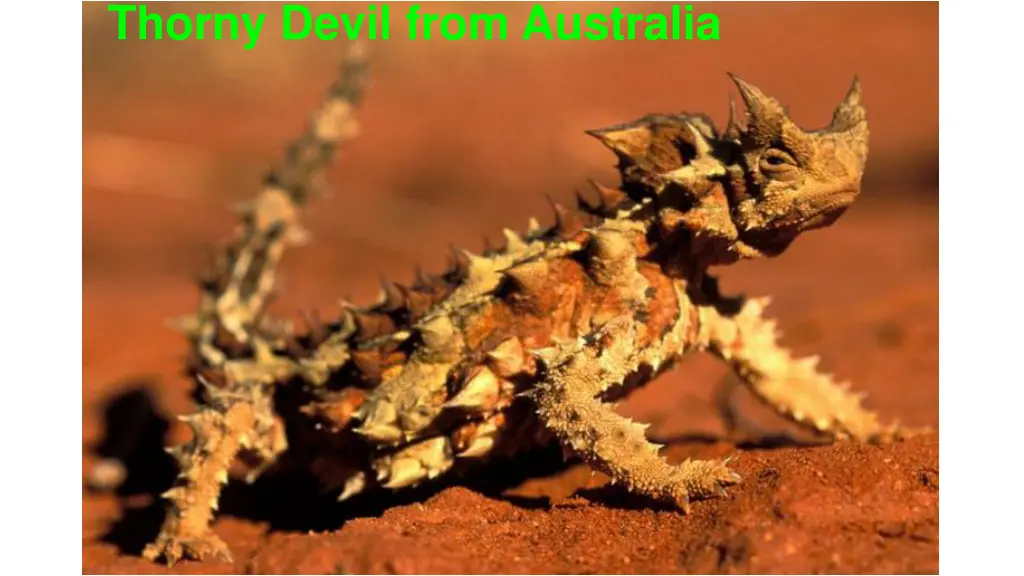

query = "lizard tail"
[181,41,371,370]
[86,43,372,501]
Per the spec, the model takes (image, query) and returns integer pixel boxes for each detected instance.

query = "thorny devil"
[139,44,923,565]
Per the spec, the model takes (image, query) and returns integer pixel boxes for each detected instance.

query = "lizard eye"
[759,149,797,173]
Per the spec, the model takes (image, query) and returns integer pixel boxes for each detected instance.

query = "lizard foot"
[670,456,743,510]
[864,421,934,445]
[142,531,233,567]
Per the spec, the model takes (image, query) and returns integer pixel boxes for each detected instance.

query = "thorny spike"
[417,314,456,349]
[527,217,542,236]
[164,445,189,467]
[300,393,364,431]
[177,413,200,427]
[352,311,395,340]
[727,72,788,137]
[687,122,713,157]
[197,374,227,404]
[829,75,867,131]
[590,228,632,261]
[349,349,383,381]
[547,196,586,239]
[460,249,498,284]
[335,305,357,334]
[722,98,740,140]
[503,259,550,295]
[454,415,503,458]
[528,346,561,367]
[844,76,863,106]
[575,188,600,214]
[445,366,501,412]
[196,367,227,389]
[337,472,367,502]
[458,436,495,458]
[588,179,629,213]
[377,277,405,312]
[448,245,471,279]
[411,265,449,296]
[412,264,433,290]
[502,228,529,253]
[161,487,186,501]
[486,337,526,377]
[301,309,328,346]
[353,420,403,444]
[396,283,434,319]
[583,123,647,158]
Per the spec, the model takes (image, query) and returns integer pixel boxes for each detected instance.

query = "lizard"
[137,43,920,565]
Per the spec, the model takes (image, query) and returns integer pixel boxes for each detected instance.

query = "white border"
[1,1,83,575]
[936,0,1021,574]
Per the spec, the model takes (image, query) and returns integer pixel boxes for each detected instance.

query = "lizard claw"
[672,457,743,508]
[721,453,740,467]
[868,421,933,444]
[142,531,233,567]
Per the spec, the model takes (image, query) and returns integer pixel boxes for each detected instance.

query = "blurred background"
[83,3,938,571]
[84,1,937,281]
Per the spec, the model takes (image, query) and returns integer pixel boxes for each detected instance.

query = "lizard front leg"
[701,296,921,443]
[526,318,741,511]
[142,373,288,566]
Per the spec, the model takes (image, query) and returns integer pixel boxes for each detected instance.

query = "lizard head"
[724,74,869,256]
[585,75,869,265]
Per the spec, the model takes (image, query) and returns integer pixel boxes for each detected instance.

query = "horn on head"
[828,76,867,132]
[726,73,788,141]
[721,98,740,140]
[727,74,787,120]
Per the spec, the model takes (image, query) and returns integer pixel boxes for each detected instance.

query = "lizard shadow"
[562,431,825,513]
[90,381,822,556]
[85,381,179,555]
[91,381,564,556]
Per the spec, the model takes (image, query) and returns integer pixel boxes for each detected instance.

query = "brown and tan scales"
[130,44,925,565]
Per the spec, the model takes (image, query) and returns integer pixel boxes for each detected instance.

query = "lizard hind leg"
[702,296,928,443]
[526,321,741,511]
[142,388,261,565]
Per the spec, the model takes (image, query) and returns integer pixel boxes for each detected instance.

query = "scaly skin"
[137,45,924,565]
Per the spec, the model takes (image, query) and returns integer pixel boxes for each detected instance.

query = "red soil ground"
[83,3,938,573]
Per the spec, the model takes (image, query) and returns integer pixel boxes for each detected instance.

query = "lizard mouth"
[776,188,858,232]
[739,199,853,256]
[796,204,849,231]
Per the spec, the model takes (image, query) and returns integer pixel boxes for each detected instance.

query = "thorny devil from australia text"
[140,45,923,565]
